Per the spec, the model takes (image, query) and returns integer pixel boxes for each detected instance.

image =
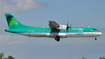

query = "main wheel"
[55,36,60,42]
[95,37,97,40]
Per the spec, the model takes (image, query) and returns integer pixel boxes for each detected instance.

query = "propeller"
[66,22,69,33]
[66,22,72,33]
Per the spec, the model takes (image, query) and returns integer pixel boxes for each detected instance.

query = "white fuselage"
[17,32,102,38]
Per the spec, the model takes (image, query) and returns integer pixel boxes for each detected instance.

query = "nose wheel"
[95,37,97,40]
[55,36,60,42]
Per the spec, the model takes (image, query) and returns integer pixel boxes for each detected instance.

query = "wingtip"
[48,20,55,23]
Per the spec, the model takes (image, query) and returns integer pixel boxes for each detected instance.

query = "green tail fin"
[5,13,33,29]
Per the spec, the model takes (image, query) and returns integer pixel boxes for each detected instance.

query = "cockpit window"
[92,29,97,31]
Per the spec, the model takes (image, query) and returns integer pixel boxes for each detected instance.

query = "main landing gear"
[55,36,60,42]
[95,37,97,40]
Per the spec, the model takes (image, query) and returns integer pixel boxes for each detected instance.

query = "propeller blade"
[67,22,69,28]
[66,22,69,33]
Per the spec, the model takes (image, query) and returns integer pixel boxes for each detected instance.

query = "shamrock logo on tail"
[9,18,18,26]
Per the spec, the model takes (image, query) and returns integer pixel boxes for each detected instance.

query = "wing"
[48,21,60,29]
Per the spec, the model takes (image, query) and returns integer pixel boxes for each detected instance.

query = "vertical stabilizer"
[5,13,32,29]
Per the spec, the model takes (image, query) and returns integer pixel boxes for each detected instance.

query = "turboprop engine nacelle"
[58,25,67,30]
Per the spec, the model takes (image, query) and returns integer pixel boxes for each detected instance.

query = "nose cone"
[98,32,102,36]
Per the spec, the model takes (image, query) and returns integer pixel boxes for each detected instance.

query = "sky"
[0,0,105,59]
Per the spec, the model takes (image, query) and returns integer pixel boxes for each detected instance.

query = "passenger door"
[28,30,31,37]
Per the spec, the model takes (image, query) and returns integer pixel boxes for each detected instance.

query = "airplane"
[4,13,102,42]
